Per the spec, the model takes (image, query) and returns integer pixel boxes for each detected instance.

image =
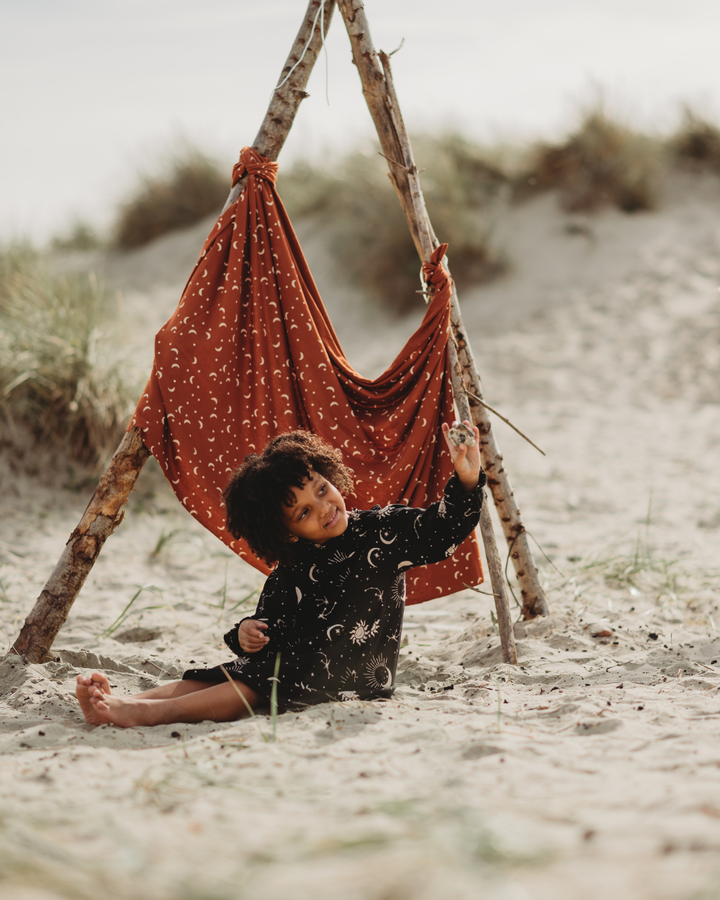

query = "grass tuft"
[520,109,660,213]
[279,134,509,314]
[669,109,720,174]
[51,219,105,252]
[113,147,229,250]
[0,245,135,467]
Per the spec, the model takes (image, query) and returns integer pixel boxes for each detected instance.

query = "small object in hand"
[447,421,476,447]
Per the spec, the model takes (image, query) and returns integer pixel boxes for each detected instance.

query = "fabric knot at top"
[421,243,451,293]
[232,147,279,187]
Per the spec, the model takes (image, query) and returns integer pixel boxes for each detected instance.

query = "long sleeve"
[367,472,486,574]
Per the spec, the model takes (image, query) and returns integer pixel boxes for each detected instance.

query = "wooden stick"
[337,0,519,664]
[9,0,337,664]
[449,303,550,617]
[463,387,546,456]
[338,0,549,621]
[10,429,150,661]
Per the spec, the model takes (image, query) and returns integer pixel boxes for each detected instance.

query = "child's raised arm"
[441,420,482,493]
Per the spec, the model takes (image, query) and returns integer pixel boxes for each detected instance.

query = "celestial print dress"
[183,472,485,711]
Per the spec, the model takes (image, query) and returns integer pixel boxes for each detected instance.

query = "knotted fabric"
[132,147,483,602]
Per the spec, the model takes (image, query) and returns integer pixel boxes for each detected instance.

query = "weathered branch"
[449,333,518,665]
[450,307,550,617]
[337,0,520,663]
[10,428,150,662]
[338,0,549,622]
[223,0,336,211]
[10,0,338,664]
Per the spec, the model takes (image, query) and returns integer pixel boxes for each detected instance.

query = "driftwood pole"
[337,0,548,623]
[335,0,518,663]
[10,0,337,664]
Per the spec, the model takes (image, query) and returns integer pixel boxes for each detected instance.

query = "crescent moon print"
[379,531,397,545]
[367,547,380,567]
[295,587,302,604]
[309,565,318,582]
[365,655,393,690]
[326,624,344,641]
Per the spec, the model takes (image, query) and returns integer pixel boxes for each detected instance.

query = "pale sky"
[2,0,719,242]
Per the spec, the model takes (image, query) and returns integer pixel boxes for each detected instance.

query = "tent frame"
[10,0,548,667]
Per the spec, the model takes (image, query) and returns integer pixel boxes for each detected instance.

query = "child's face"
[282,471,348,544]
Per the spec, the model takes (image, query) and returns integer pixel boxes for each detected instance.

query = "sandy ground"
[1,173,720,900]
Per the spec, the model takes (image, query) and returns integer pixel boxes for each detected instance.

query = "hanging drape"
[131,147,483,603]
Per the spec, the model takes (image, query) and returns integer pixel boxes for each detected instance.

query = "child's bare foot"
[89,692,160,728]
[76,672,112,725]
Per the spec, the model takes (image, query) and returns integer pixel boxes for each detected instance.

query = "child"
[76,423,485,727]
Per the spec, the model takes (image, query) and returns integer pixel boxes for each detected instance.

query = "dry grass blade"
[219,664,269,742]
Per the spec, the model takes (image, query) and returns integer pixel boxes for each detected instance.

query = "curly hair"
[223,430,354,567]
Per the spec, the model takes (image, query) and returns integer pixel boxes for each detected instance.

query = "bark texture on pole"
[338,0,548,621]
[450,347,518,665]
[11,428,150,662]
[223,0,336,211]
[337,0,519,662]
[451,314,549,617]
[10,0,338,665]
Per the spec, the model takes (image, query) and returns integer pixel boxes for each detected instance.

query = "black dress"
[183,472,485,711]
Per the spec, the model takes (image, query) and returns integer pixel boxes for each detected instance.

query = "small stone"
[589,622,614,638]
[447,422,476,447]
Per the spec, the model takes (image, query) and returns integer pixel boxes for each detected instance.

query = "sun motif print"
[349,619,380,645]
[183,472,486,711]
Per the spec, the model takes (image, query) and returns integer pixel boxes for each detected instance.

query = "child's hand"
[442,420,482,493]
[238,619,270,653]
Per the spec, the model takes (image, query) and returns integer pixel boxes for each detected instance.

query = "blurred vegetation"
[518,110,661,213]
[0,245,135,467]
[669,109,720,174]
[279,133,510,313]
[101,110,720,311]
[51,219,105,253]
[113,149,229,250]
[3,107,720,472]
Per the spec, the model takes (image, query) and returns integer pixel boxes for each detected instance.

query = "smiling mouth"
[325,507,339,528]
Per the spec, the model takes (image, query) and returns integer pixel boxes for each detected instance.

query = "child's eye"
[319,483,326,495]
[299,509,308,520]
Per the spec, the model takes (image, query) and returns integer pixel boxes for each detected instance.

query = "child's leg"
[77,673,202,724]
[76,673,250,726]
[87,678,261,728]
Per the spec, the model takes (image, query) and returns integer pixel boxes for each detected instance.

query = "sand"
[1,172,720,900]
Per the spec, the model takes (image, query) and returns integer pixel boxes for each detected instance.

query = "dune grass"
[113,148,229,250]
[101,108,720,312]
[519,109,661,213]
[669,109,720,174]
[51,218,105,252]
[0,244,135,468]
[278,133,510,314]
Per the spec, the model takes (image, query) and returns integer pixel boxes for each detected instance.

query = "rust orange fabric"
[131,147,484,603]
